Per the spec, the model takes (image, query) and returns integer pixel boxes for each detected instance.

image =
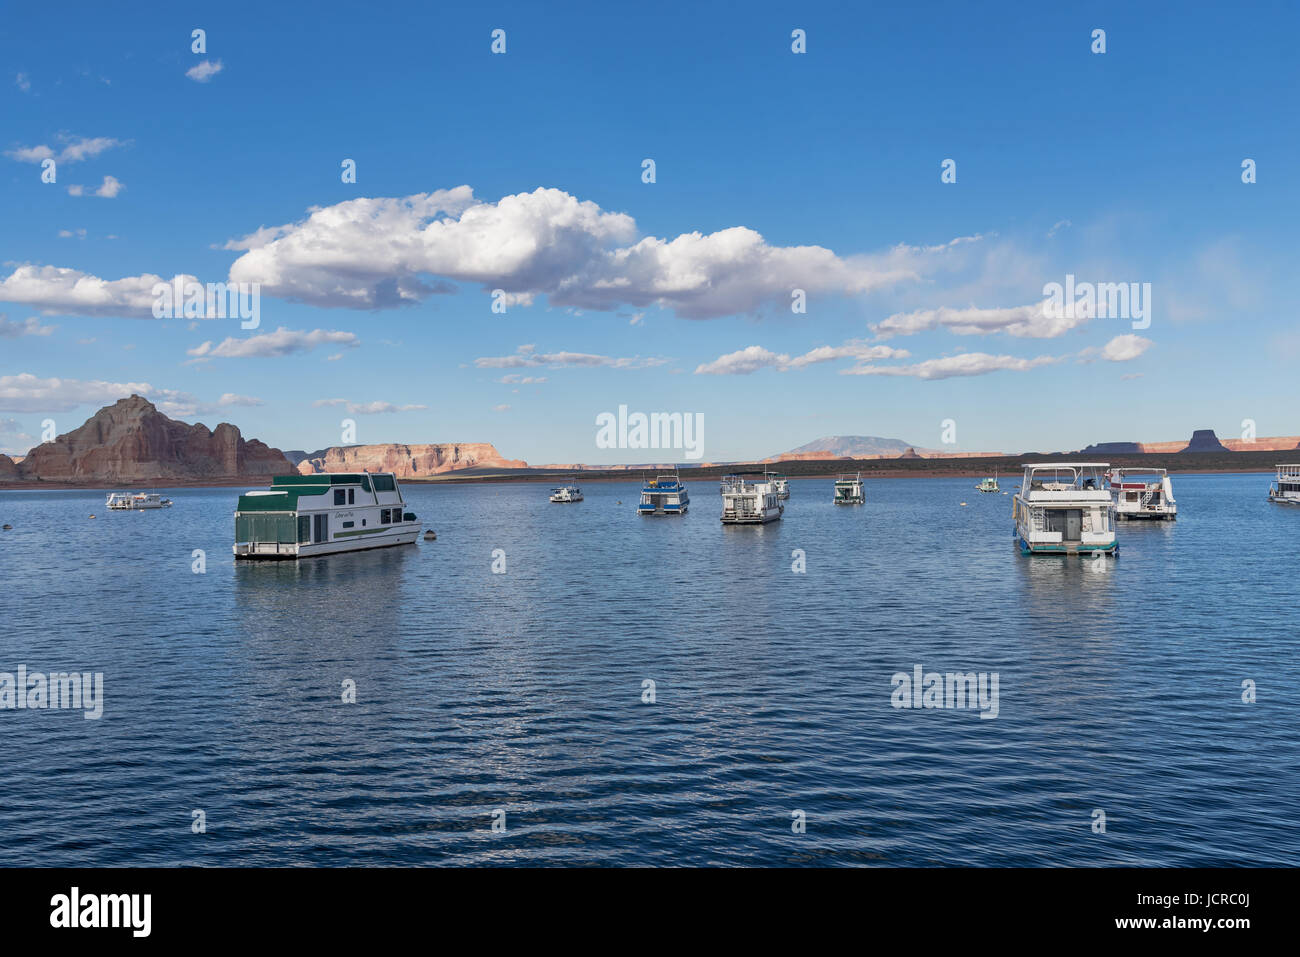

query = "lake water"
[1,473,1296,866]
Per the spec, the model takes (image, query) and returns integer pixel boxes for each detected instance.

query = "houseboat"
[720,473,783,524]
[106,492,173,510]
[975,471,1000,493]
[1268,464,1300,505]
[233,472,421,560]
[769,473,791,499]
[639,473,689,515]
[550,480,583,503]
[833,472,865,505]
[1109,468,1177,520]
[1012,463,1117,556]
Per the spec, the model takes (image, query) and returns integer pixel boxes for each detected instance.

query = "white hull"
[235,522,420,559]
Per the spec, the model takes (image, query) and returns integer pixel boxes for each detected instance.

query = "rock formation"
[0,454,17,479]
[296,443,526,477]
[1181,429,1228,453]
[15,394,293,483]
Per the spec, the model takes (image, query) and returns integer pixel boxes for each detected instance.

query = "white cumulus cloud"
[225,186,967,318]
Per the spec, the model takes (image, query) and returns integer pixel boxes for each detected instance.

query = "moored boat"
[550,479,583,503]
[106,492,172,510]
[1012,462,1117,556]
[1268,464,1300,505]
[639,472,689,514]
[720,472,783,524]
[769,473,791,499]
[975,471,1000,493]
[1109,467,1177,520]
[833,472,865,505]
[233,471,420,560]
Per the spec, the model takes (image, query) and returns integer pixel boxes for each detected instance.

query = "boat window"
[380,508,391,524]
[360,475,371,493]
[342,521,355,529]
[348,489,355,505]
[297,515,311,543]
[334,489,346,506]
[372,474,396,493]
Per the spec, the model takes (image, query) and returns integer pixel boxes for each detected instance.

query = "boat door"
[313,513,329,543]
[1064,509,1082,541]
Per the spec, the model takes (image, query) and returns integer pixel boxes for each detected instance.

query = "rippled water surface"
[1,474,1296,866]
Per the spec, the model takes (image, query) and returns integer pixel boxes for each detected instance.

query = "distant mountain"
[296,443,526,476]
[778,435,919,458]
[1182,429,1228,453]
[14,394,292,483]
[1079,429,1234,455]
[1077,440,1144,455]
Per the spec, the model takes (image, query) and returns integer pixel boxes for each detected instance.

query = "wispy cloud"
[186,327,360,362]
[694,340,909,375]
[14,73,31,93]
[5,135,125,164]
[841,352,1062,380]
[67,175,124,198]
[874,302,1087,339]
[186,60,224,83]
[475,344,669,370]
[498,374,547,384]
[312,398,427,415]
[0,314,56,338]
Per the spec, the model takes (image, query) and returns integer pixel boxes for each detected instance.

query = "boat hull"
[234,523,421,560]
[721,514,781,524]
[1116,511,1176,521]
[1268,494,1300,505]
[1017,535,1117,556]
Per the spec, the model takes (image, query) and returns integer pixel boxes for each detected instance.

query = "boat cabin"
[233,472,420,559]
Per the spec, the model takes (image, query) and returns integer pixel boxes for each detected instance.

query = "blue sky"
[2,0,1297,463]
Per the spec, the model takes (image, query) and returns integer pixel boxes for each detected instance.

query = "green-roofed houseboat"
[233,472,421,560]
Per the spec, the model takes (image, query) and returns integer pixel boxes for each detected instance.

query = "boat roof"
[1021,462,1110,469]
[236,487,331,511]
[271,473,383,486]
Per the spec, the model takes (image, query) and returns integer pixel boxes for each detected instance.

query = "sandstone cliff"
[0,454,17,479]
[296,443,526,477]
[16,394,293,483]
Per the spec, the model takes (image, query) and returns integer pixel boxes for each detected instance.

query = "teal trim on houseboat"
[271,474,370,487]
[235,487,331,511]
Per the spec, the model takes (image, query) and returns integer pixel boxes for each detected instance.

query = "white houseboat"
[833,472,865,505]
[550,480,583,503]
[769,473,791,499]
[1109,468,1177,520]
[639,473,689,515]
[1268,464,1300,505]
[975,472,1000,493]
[106,492,173,510]
[1012,463,1117,556]
[720,473,783,524]
[233,472,421,560]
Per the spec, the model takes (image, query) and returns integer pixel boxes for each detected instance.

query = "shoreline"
[0,461,1282,492]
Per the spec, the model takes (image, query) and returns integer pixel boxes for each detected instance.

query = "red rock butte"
[10,394,292,484]
[296,443,526,477]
